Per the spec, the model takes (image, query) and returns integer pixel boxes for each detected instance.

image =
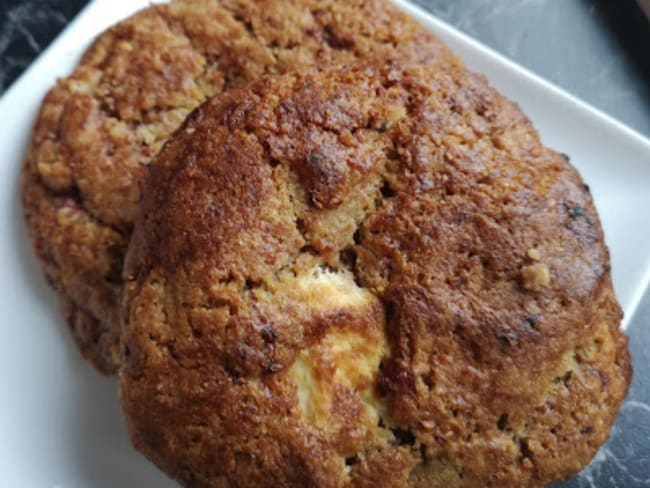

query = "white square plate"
[1,1,648,486]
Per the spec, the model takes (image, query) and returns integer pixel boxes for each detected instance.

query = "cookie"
[22,0,458,373]
[121,63,631,487]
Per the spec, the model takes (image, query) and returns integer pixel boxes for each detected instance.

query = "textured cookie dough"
[22,0,458,373]
[121,64,631,487]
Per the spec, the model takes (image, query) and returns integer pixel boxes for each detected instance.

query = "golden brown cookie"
[121,63,631,487]
[22,0,458,374]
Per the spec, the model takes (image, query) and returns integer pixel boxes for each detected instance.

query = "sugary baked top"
[122,63,630,487]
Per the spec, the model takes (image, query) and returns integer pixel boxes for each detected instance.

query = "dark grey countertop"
[2,0,649,486]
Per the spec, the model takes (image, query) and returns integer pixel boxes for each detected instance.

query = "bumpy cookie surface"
[121,64,631,487]
[22,0,457,373]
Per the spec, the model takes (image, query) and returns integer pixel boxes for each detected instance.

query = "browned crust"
[21,0,458,373]
[121,64,631,487]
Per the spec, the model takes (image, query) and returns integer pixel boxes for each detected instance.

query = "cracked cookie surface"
[121,63,631,487]
[21,0,457,373]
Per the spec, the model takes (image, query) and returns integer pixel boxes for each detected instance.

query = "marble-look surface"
[0,0,82,91]
[415,0,650,139]
[1,0,649,487]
